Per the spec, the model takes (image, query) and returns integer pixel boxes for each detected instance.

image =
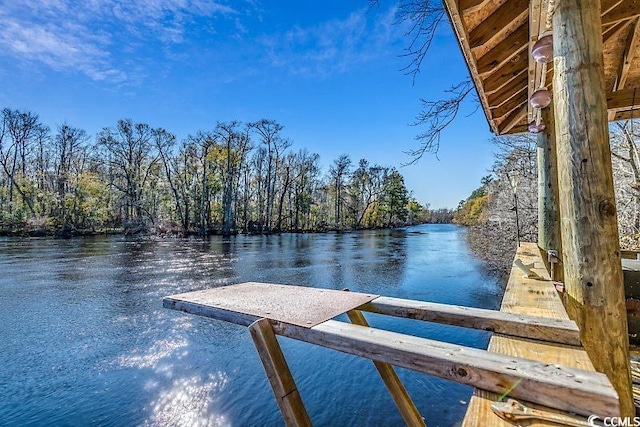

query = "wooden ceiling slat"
[459,0,489,14]
[603,20,634,44]
[602,0,640,26]
[443,0,640,134]
[476,24,529,76]
[498,104,528,134]
[602,0,626,15]
[487,71,529,106]
[491,90,528,118]
[614,18,640,91]
[443,0,500,134]
[607,87,640,110]
[468,0,529,48]
[483,53,528,94]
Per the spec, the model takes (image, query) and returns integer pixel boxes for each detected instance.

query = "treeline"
[455,119,640,279]
[0,108,441,236]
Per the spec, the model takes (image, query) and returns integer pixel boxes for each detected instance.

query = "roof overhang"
[443,0,640,135]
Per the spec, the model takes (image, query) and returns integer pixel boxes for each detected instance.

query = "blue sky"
[0,1,497,209]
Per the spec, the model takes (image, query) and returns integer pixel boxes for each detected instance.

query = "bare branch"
[404,78,474,164]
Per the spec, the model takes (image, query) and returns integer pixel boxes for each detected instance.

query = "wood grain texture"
[537,105,562,278]
[442,0,640,134]
[468,0,529,48]
[274,318,618,418]
[249,318,312,427]
[346,310,426,427]
[463,243,609,426]
[553,0,634,416]
[359,295,581,345]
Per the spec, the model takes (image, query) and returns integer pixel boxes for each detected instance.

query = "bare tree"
[371,1,476,161]
[611,120,640,237]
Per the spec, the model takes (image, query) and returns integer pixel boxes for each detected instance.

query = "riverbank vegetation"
[0,108,449,237]
[457,120,640,279]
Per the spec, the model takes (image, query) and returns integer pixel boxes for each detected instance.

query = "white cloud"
[259,6,401,78]
[0,0,237,83]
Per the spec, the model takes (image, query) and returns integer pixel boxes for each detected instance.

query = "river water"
[0,224,502,426]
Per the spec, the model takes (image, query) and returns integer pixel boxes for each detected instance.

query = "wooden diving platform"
[164,246,619,426]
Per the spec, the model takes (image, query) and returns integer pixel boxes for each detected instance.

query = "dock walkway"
[463,242,598,426]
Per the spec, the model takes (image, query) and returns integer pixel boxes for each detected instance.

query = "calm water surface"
[0,224,502,426]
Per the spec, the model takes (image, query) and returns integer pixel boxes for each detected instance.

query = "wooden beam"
[602,0,626,15]
[537,104,562,278]
[603,19,633,44]
[483,52,528,94]
[552,0,634,417]
[602,0,640,26]
[498,104,528,134]
[476,24,529,76]
[346,310,425,427]
[468,0,529,48]
[487,71,528,107]
[491,91,527,119]
[607,87,640,110]
[458,0,488,14]
[273,320,619,418]
[442,0,499,133]
[614,18,640,91]
[359,296,581,345]
[249,318,312,427]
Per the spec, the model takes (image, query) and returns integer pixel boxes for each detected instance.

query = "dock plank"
[462,242,603,426]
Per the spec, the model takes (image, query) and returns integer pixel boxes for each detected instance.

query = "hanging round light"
[530,88,552,109]
[528,119,546,133]
[532,31,553,64]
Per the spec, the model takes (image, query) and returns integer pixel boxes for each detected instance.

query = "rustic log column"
[552,0,633,416]
[537,104,562,278]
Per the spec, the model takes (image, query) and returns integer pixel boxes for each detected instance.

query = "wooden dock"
[164,243,620,426]
[463,242,600,426]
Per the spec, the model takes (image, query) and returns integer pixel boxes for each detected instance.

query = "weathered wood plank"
[487,71,528,107]
[602,0,640,26]
[463,243,606,426]
[553,0,634,416]
[607,86,640,110]
[459,0,488,14]
[490,90,527,119]
[497,104,527,134]
[346,310,426,427]
[483,53,528,94]
[442,0,499,134]
[249,318,312,427]
[476,24,529,76]
[272,320,619,418]
[359,296,581,346]
[614,18,640,91]
[468,0,529,48]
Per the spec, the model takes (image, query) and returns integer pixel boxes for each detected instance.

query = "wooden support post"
[552,0,634,416]
[537,104,562,279]
[249,318,312,427]
[346,310,426,427]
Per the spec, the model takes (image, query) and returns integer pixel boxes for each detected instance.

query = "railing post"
[249,318,312,427]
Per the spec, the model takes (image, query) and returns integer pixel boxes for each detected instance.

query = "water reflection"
[144,373,229,427]
[0,224,502,426]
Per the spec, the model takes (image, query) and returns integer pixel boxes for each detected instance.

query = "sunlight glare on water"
[0,224,502,426]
